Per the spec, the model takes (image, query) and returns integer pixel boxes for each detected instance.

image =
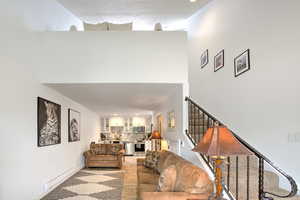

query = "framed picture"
[234,49,250,77]
[214,49,224,72]
[68,109,80,142]
[168,111,176,129]
[37,97,61,147]
[200,49,209,68]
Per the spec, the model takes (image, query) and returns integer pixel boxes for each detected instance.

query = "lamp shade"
[150,130,161,139]
[192,126,253,156]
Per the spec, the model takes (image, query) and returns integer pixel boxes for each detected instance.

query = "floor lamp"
[192,126,253,199]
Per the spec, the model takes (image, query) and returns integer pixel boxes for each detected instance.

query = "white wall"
[153,85,183,154]
[188,0,300,190]
[0,57,100,200]
[0,1,95,199]
[0,0,82,31]
[152,83,208,169]
[34,31,188,84]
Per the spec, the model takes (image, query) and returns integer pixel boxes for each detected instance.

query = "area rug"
[42,168,124,200]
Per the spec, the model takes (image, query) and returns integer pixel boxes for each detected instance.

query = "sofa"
[137,150,213,200]
[84,143,123,169]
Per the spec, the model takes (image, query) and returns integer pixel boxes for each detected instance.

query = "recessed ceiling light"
[190,0,197,2]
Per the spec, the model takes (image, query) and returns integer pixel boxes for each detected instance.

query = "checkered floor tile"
[42,169,124,200]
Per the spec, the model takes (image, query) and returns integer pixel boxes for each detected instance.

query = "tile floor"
[42,156,141,200]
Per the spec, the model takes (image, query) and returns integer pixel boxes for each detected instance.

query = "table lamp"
[192,126,253,199]
[150,130,161,151]
[150,130,161,139]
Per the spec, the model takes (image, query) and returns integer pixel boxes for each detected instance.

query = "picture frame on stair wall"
[200,49,209,68]
[234,49,250,77]
[214,49,224,72]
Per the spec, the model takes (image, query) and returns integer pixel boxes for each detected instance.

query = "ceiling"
[47,83,181,116]
[58,0,210,30]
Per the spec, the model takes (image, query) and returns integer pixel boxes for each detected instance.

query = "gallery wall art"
[200,49,209,68]
[214,49,224,72]
[68,109,80,142]
[234,49,250,77]
[37,97,61,147]
[168,111,176,129]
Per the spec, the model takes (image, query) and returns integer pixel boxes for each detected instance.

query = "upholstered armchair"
[84,143,124,169]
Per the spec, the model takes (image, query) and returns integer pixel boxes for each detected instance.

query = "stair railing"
[185,96,298,200]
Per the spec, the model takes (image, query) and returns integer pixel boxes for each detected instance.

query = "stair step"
[226,155,258,169]
[235,188,300,200]
[268,188,300,200]
[223,169,280,195]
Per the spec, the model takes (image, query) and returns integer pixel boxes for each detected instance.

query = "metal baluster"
[207,115,210,129]
[258,158,264,200]
[195,105,197,143]
[192,104,195,142]
[246,156,250,200]
[196,108,199,143]
[236,156,239,200]
[202,112,205,140]
[188,102,192,138]
[190,103,192,141]
[195,104,197,142]
[190,102,193,141]
[227,157,230,191]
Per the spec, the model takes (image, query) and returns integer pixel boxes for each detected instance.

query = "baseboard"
[37,164,84,199]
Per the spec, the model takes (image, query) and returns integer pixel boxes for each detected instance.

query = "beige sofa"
[84,143,123,169]
[137,150,213,200]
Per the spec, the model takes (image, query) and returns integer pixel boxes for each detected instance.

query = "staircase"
[185,97,299,200]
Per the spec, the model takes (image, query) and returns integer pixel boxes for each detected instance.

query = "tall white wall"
[0,1,94,199]
[0,0,82,31]
[188,0,300,190]
[34,31,188,84]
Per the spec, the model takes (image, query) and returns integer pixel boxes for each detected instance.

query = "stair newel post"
[258,157,264,200]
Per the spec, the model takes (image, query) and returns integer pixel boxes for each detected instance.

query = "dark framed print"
[68,109,80,142]
[234,49,250,77]
[37,97,61,147]
[200,49,209,68]
[214,49,224,72]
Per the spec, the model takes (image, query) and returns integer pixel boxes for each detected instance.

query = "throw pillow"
[108,22,133,31]
[90,144,106,155]
[144,150,160,170]
[84,22,108,31]
[157,165,177,192]
[144,150,155,169]
[152,151,160,172]
[107,144,122,155]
